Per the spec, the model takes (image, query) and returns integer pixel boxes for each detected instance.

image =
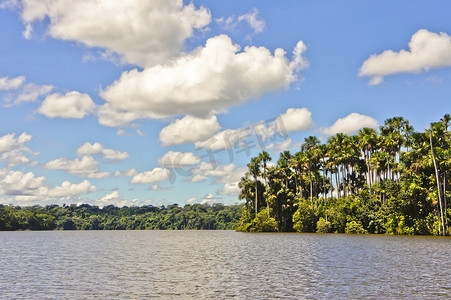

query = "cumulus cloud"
[157,151,200,168]
[186,193,222,205]
[0,76,25,90]
[100,35,308,122]
[277,107,313,133]
[195,127,250,150]
[190,162,246,184]
[218,182,241,195]
[321,113,378,136]
[200,193,222,205]
[359,29,451,85]
[76,142,129,160]
[43,155,109,178]
[130,167,171,184]
[195,107,312,151]
[0,168,96,203]
[94,191,137,208]
[19,0,211,67]
[38,91,96,119]
[0,132,36,167]
[266,137,294,153]
[96,104,141,128]
[159,115,220,146]
[0,77,54,106]
[44,179,97,197]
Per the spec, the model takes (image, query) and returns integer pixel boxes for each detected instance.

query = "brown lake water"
[0,230,450,299]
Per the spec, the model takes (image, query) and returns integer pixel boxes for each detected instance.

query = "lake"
[0,231,450,299]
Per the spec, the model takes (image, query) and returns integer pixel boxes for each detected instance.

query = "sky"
[1,0,451,207]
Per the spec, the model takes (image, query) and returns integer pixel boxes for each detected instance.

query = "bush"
[293,200,317,233]
[251,210,278,232]
[316,218,332,233]
[345,220,367,234]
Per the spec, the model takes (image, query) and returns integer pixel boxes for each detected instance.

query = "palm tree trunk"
[430,132,445,236]
[335,172,340,198]
[255,180,258,219]
[309,166,313,209]
[444,174,448,233]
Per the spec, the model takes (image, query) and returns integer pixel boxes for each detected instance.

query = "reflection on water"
[0,231,450,299]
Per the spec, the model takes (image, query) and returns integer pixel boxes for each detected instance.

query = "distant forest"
[0,203,243,231]
[237,115,450,236]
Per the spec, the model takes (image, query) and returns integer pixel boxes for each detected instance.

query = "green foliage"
[345,221,367,234]
[0,203,243,231]
[293,200,317,233]
[316,217,332,233]
[237,208,278,232]
[237,114,451,235]
[251,210,278,232]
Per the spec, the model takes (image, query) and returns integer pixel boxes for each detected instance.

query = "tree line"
[237,115,450,235]
[0,203,242,231]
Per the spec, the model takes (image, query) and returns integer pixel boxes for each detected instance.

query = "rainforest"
[236,115,450,236]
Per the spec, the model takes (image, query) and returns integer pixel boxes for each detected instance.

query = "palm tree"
[258,151,272,215]
[358,127,379,187]
[302,136,320,208]
[248,156,262,219]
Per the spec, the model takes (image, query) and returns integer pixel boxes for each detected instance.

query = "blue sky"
[1,0,450,207]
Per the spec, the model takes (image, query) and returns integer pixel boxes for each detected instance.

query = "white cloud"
[0,0,19,10]
[43,155,109,178]
[0,132,36,167]
[159,115,220,146]
[195,127,250,150]
[218,182,241,195]
[195,107,312,151]
[157,151,200,168]
[20,0,211,67]
[200,193,222,205]
[266,137,293,153]
[38,91,96,119]
[0,132,32,153]
[190,162,246,184]
[0,169,96,203]
[14,83,54,104]
[185,193,222,205]
[97,103,140,128]
[237,8,265,34]
[76,142,129,160]
[130,167,171,184]
[149,184,167,191]
[186,197,199,204]
[321,113,378,136]
[0,169,46,195]
[0,76,53,106]
[0,76,25,90]
[359,29,451,85]
[43,179,97,197]
[100,35,308,122]
[277,107,313,133]
[113,168,138,177]
[94,191,135,208]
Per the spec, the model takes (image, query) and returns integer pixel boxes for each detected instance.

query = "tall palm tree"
[248,156,261,218]
[358,127,379,187]
[302,136,320,208]
[258,151,272,215]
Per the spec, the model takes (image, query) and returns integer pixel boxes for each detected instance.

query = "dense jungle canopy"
[237,115,450,236]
